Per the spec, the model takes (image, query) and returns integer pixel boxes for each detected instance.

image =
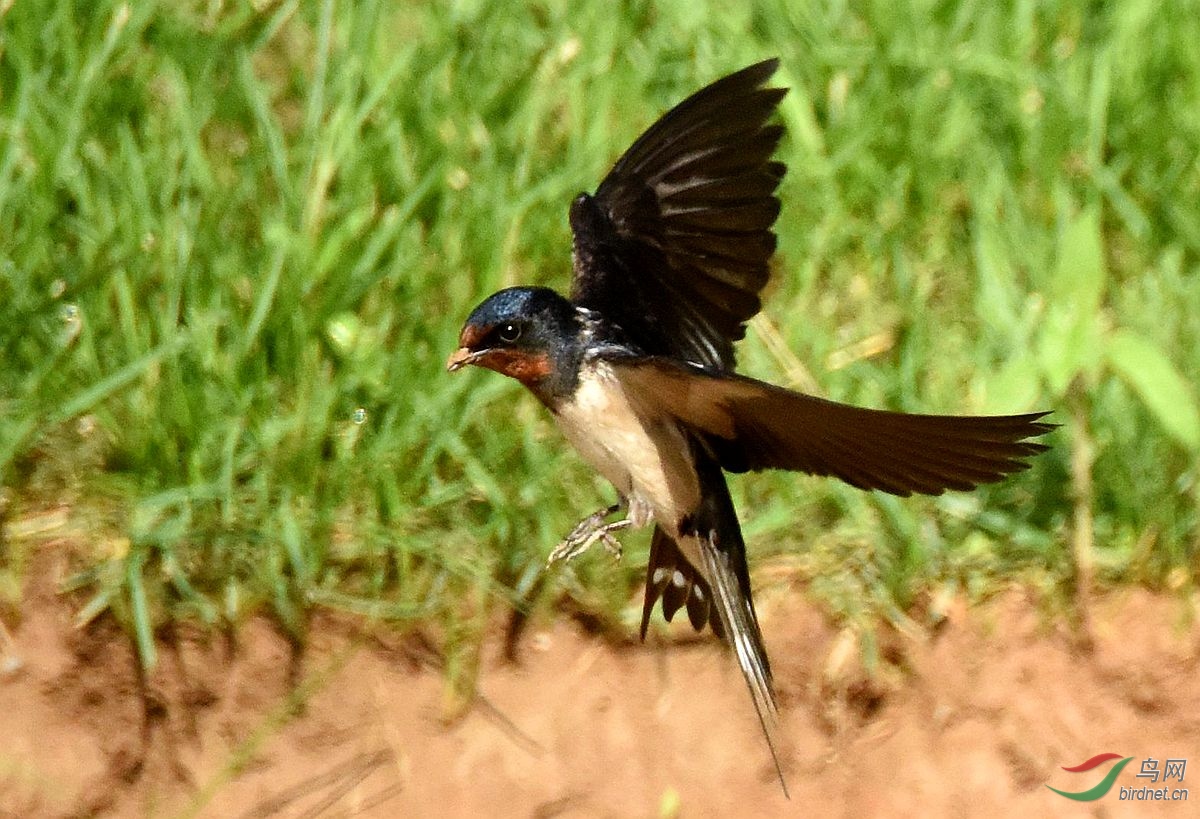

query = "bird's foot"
[547,506,629,565]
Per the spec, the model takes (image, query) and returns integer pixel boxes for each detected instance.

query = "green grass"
[1,0,1198,682]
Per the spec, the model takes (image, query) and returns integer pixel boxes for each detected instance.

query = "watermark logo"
[1047,753,1133,801]
[1047,753,1188,802]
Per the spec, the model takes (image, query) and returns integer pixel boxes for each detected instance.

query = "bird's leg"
[547,501,629,565]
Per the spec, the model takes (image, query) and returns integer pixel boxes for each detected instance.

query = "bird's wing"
[569,60,786,371]
[616,357,1054,496]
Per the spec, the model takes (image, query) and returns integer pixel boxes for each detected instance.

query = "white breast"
[552,360,699,532]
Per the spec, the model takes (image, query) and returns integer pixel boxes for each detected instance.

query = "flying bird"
[446,59,1052,793]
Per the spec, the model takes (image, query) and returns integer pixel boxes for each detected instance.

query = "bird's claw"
[547,513,629,566]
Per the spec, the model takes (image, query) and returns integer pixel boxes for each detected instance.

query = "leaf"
[325,311,363,359]
[982,356,1042,414]
[1107,329,1200,452]
[126,548,158,671]
[1036,207,1107,396]
[1037,302,1102,396]
[1048,206,1107,310]
[971,217,1020,336]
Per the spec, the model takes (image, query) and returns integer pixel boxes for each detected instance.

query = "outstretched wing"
[617,358,1054,496]
[569,60,787,371]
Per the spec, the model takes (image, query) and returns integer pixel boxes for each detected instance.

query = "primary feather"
[569,59,787,371]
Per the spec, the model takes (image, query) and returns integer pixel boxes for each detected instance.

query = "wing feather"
[617,358,1054,496]
[569,60,787,370]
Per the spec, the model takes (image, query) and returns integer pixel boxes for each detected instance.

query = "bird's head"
[446,287,581,390]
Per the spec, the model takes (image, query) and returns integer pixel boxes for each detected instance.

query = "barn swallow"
[447,59,1051,793]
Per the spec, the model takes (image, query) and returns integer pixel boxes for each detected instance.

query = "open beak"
[446,347,483,372]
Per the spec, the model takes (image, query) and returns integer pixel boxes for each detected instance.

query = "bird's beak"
[446,347,482,372]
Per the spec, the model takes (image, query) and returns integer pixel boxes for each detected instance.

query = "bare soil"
[2,545,1198,818]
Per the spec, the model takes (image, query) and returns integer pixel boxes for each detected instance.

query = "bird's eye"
[496,323,522,343]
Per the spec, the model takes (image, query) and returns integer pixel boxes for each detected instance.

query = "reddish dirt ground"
[2,546,1198,818]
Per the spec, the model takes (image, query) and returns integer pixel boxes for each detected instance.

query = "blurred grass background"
[1,0,1197,688]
